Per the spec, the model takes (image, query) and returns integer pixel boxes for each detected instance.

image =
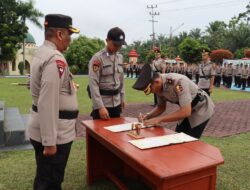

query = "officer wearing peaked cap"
[27,14,80,190]
[88,27,126,120]
[133,64,215,138]
[198,50,215,96]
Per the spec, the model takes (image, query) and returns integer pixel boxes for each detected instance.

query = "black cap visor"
[132,64,153,91]
[112,40,127,46]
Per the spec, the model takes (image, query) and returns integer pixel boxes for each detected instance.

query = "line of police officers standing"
[218,62,250,90]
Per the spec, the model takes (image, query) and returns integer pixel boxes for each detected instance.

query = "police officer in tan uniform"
[241,64,249,90]
[234,64,240,87]
[222,62,227,86]
[247,64,250,87]
[225,63,233,88]
[133,64,214,138]
[198,50,215,96]
[27,14,79,190]
[152,51,166,73]
[151,50,166,106]
[186,62,193,80]
[88,27,126,120]
[214,63,222,87]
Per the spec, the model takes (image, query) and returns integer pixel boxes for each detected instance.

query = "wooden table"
[82,117,224,190]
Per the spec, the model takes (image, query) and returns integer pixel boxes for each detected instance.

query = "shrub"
[70,65,80,75]
[210,49,233,63]
[18,61,24,75]
[244,49,250,58]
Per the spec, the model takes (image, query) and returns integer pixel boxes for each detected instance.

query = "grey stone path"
[76,100,250,138]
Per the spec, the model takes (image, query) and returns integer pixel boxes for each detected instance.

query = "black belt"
[191,92,205,108]
[32,105,78,119]
[87,85,120,98]
[199,76,211,79]
[99,88,120,96]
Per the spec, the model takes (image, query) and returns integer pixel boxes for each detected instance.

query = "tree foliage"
[178,37,208,64]
[65,35,105,74]
[0,0,42,62]
[204,21,227,50]
[234,47,250,59]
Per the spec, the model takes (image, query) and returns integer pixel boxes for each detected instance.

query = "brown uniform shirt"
[27,40,78,146]
[157,73,215,128]
[88,48,124,110]
[198,61,215,89]
[152,58,166,73]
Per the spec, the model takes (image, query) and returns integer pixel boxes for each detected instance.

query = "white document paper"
[104,122,152,132]
[129,133,198,149]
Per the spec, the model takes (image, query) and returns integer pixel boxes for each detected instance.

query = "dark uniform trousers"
[176,118,209,139]
[226,76,232,88]
[195,74,199,84]
[241,78,247,90]
[214,75,221,87]
[91,104,122,120]
[30,139,73,190]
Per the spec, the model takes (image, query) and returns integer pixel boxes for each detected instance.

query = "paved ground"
[76,100,250,138]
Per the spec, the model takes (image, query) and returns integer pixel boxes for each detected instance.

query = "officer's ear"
[57,30,64,41]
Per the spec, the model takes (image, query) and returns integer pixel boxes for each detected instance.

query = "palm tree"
[18,0,43,69]
[204,21,227,50]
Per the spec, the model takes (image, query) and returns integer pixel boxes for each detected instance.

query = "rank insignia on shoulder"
[175,84,183,93]
[166,78,173,84]
[93,59,101,72]
[56,60,66,78]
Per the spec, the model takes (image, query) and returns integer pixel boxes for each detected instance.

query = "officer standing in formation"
[241,64,249,90]
[151,50,166,106]
[198,50,215,96]
[214,63,222,87]
[186,63,193,80]
[27,14,80,190]
[133,64,215,138]
[247,64,250,87]
[88,27,126,120]
[224,63,233,88]
[234,64,241,87]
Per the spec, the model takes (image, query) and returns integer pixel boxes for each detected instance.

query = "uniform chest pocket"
[203,67,210,75]
[117,64,124,73]
[102,64,113,75]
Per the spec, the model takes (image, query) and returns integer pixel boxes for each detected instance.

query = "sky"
[26,0,249,46]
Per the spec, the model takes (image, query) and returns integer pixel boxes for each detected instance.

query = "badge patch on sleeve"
[56,60,66,78]
[93,59,101,72]
[175,84,183,93]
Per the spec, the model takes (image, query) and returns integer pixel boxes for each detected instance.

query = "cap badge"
[119,35,124,40]
[143,83,152,95]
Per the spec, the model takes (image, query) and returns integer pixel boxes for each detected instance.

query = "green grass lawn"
[0,76,250,114]
[0,76,250,190]
[0,132,249,190]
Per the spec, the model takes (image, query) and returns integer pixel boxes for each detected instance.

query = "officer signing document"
[133,64,215,138]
